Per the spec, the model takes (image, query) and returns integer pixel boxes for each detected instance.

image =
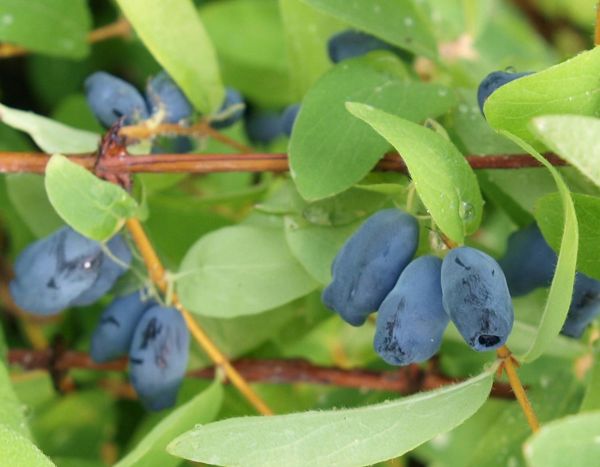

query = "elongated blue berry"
[10,227,128,315]
[91,291,155,363]
[281,104,300,137]
[85,72,149,127]
[327,30,395,63]
[322,209,419,326]
[244,111,282,144]
[129,305,190,411]
[498,224,556,297]
[374,256,449,365]
[561,274,600,338]
[441,247,513,351]
[146,71,193,123]
[477,70,533,116]
[211,87,245,129]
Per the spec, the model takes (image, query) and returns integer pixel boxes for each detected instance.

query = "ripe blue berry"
[441,247,513,351]
[374,256,449,366]
[561,274,600,338]
[322,209,419,326]
[129,305,190,411]
[211,87,245,129]
[498,224,556,297]
[91,291,155,363]
[244,111,282,145]
[327,29,395,63]
[146,71,193,124]
[85,72,149,127]
[477,70,533,116]
[281,104,300,137]
[10,227,130,316]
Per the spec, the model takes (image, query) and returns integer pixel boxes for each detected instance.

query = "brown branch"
[0,151,567,175]
[0,19,131,59]
[7,349,514,399]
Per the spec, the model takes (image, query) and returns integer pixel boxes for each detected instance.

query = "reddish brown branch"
[7,349,513,399]
[0,151,566,175]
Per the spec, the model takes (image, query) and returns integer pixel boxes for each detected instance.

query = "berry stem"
[496,345,540,432]
[125,218,273,416]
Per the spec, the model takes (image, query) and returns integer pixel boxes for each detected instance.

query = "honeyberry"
[281,104,301,137]
[10,227,131,316]
[441,247,513,351]
[327,29,395,63]
[244,111,283,145]
[211,87,245,129]
[561,274,600,338]
[129,305,190,411]
[322,209,419,326]
[85,72,149,127]
[374,256,449,366]
[146,70,193,124]
[498,224,556,297]
[477,70,533,116]
[90,291,155,363]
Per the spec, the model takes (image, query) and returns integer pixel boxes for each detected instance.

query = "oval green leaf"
[44,154,139,241]
[0,424,54,467]
[347,102,483,244]
[116,0,224,114]
[177,225,319,318]
[167,369,494,467]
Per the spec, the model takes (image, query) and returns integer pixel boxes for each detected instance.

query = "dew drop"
[404,17,414,27]
[1,14,14,26]
[459,201,474,221]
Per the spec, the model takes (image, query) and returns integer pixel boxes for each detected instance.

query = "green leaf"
[279,0,344,98]
[177,225,319,318]
[201,0,291,108]
[5,174,63,238]
[532,115,600,188]
[116,381,223,467]
[301,0,438,58]
[485,47,600,145]
[289,54,456,200]
[524,411,600,467]
[0,0,91,59]
[0,103,99,153]
[116,0,224,114]
[347,103,483,244]
[0,361,30,437]
[168,369,494,467]
[502,133,578,362]
[580,347,600,412]
[44,154,139,241]
[536,192,600,280]
[0,424,54,467]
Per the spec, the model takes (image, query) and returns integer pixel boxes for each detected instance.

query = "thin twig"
[496,346,540,432]
[7,349,514,399]
[0,151,567,175]
[0,19,131,59]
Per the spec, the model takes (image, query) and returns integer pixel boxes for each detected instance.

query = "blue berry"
[327,29,395,64]
[146,71,193,124]
[129,305,190,411]
[561,274,600,338]
[322,209,419,326]
[85,72,149,127]
[90,291,155,363]
[244,111,282,145]
[441,247,513,351]
[10,227,129,316]
[211,87,245,129]
[477,70,533,116]
[374,256,449,366]
[281,104,300,137]
[498,224,556,297]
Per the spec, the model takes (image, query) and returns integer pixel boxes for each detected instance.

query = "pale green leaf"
[347,103,483,244]
[168,369,494,467]
[532,115,600,188]
[289,54,456,201]
[177,225,319,318]
[580,347,600,412]
[524,411,600,467]
[44,154,139,241]
[0,0,91,58]
[0,424,54,467]
[501,133,578,362]
[0,361,30,437]
[116,381,223,467]
[485,47,600,145]
[0,103,99,153]
[116,0,224,113]
[301,0,438,58]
